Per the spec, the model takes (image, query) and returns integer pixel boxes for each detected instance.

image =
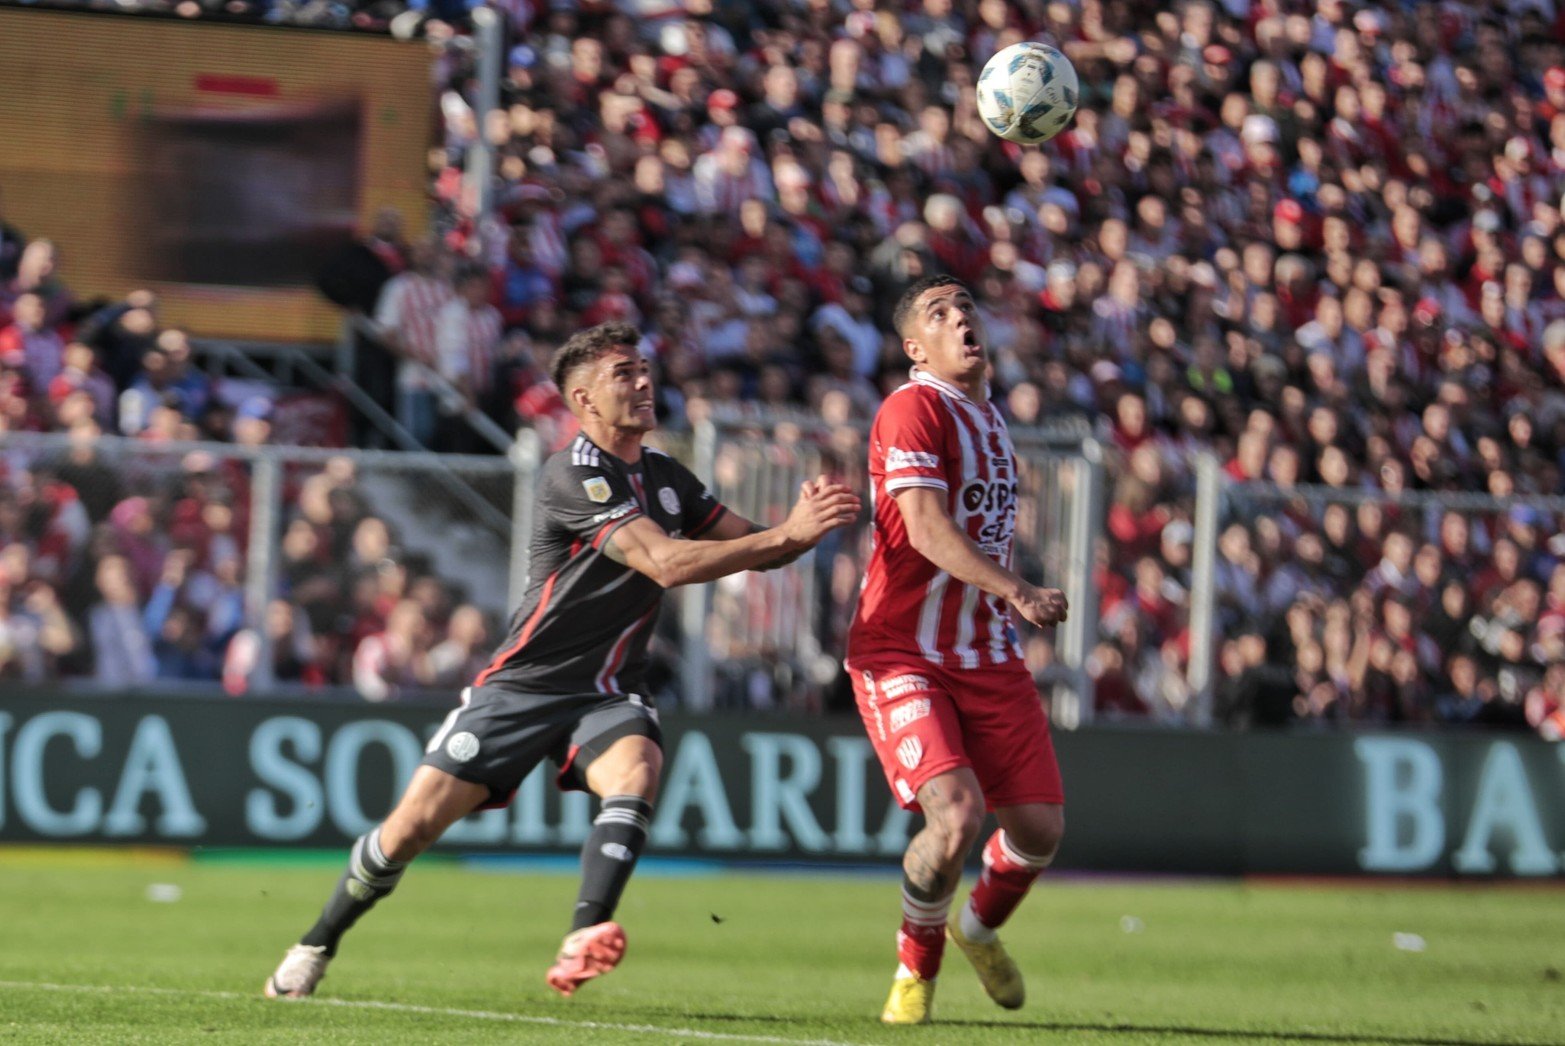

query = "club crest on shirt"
[896,735,924,770]
[583,477,613,503]
[659,487,681,514]
[445,731,481,763]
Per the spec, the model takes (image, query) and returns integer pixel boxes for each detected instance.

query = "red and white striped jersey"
[848,369,1024,668]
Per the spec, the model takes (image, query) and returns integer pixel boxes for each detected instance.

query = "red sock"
[896,886,951,980]
[966,830,1050,933]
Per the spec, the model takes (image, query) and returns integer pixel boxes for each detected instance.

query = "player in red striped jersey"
[265,321,859,1003]
[845,275,1069,1024]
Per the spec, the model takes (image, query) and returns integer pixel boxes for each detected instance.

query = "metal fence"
[0,419,1104,718]
[1199,471,1565,732]
[656,415,1105,721]
[0,431,516,698]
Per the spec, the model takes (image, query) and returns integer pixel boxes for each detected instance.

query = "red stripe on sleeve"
[689,503,727,538]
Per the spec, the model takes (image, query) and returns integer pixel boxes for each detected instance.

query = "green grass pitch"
[1,851,1562,1044]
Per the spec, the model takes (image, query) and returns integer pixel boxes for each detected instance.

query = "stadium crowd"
[3,0,1565,736]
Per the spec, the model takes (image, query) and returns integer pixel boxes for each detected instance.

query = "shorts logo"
[862,670,886,741]
[890,698,932,732]
[445,731,481,763]
[896,735,924,770]
[895,779,916,803]
[659,487,681,514]
[881,674,931,698]
[887,447,940,471]
[583,477,613,503]
[600,842,634,862]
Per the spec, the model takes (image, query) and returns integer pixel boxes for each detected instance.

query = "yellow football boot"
[880,970,936,1024]
[947,914,1025,1009]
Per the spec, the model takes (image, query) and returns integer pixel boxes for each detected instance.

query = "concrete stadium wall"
[1,691,1561,878]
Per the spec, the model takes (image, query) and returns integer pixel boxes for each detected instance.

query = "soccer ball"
[975,42,1079,145]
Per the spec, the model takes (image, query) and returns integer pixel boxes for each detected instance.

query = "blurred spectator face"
[1115,392,1146,436]
[1099,220,1128,262]
[95,555,136,605]
[571,38,603,83]
[354,517,392,564]
[11,293,43,330]
[1268,444,1300,486]
[1242,243,1273,288]
[1306,406,1339,447]
[765,65,799,109]
[1383,533,1414,575]
[1318,445,1351,487]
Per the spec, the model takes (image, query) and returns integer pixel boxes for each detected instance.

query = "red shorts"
[847,655,1064,812]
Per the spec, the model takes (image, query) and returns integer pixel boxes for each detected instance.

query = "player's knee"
[380,812,441,860]
[928,799,984,859]
[1008,809,1065,862]
[596,749,662,800]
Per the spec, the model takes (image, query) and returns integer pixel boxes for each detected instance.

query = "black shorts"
[421,683,661,809]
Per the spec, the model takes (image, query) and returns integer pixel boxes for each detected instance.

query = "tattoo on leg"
[904,828,954,901]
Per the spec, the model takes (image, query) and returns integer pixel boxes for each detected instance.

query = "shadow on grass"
[659,1010,1536,1046]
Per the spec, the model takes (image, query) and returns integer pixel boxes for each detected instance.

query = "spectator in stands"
[0,293,64,393]
[434,263,503,451]
[223,599,324,695]
[372,238,453,448]
[87,553,155,686]
[426,602,489,688]
[351,598,429,701]
[317,207,407,446]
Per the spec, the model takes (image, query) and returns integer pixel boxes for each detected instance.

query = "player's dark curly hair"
[550,322,643,391]
[891,274,967,338]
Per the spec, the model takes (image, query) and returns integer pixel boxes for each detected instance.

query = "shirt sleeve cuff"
[885,476,949,494]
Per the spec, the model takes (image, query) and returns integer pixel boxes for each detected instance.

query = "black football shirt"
[472,433,728,696]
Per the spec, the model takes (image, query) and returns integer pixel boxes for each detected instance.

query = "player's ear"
[569,381,595,417]
[902,336,926,364]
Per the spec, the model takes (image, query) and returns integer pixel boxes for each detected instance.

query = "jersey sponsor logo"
[658,487,681,514]
[880,673,931,698]
[590,501,637,525]
[582,477,613,503]
[889,697,932,732]
[445,731,481,763]
[896,735,924,770]
[886,446,940,471]
[961,480,1018,514]
[600,842,634,862]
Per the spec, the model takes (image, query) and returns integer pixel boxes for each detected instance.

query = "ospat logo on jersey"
[659,487,680,514]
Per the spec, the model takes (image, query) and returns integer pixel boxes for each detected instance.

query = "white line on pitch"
[0,980,874,1046]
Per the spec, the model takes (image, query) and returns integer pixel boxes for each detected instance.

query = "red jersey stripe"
[474,570,559,686]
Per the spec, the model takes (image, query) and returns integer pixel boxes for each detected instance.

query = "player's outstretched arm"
[605,478,860,588]
[895,486,1067,628]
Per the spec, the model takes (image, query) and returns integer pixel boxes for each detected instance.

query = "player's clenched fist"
[783,474,861,546]
[1012,585,1068,628]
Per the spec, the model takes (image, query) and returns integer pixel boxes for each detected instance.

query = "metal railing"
[0,417,1105,715]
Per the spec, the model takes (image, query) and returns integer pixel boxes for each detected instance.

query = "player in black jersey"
[265,322,859,1001]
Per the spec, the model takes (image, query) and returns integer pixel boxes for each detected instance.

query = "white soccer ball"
[975,42,1079,145]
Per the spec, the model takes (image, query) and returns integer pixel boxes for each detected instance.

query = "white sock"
[959,901,998,944]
